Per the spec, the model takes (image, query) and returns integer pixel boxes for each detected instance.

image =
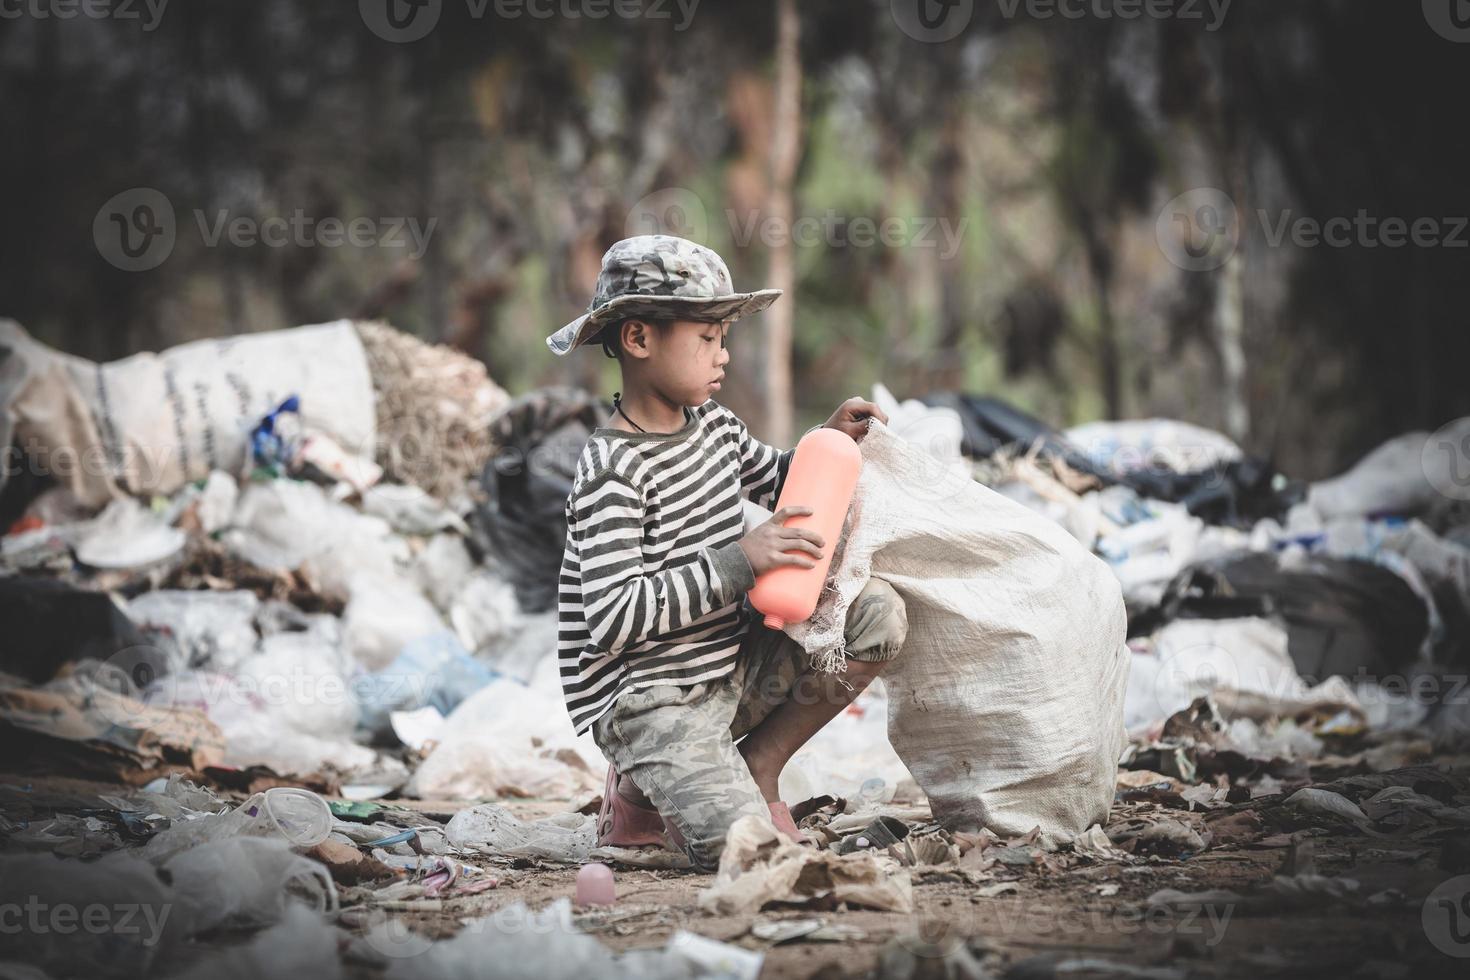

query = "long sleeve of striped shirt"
[567,465,754,658]
[731,412,796,511]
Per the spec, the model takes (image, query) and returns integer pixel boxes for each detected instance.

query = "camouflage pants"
[591,575,908,871]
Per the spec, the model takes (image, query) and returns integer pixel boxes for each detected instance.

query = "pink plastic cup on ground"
[575,862,615,906]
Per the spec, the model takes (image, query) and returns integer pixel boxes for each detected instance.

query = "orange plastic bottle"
[748,428,863,630]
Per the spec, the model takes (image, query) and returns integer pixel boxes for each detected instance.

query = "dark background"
[3,0,1467,475]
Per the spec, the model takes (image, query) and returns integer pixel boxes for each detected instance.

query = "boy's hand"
[823,397,888,443]
[738,506,825,576]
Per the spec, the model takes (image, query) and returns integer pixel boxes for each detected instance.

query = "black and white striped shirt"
[558,400,793,735]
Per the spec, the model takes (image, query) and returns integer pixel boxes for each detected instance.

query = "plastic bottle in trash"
[748,428,862,630]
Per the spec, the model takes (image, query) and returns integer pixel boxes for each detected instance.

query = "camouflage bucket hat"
[546,235,782,356]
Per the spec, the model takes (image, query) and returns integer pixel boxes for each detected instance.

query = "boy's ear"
[620,318,655,360]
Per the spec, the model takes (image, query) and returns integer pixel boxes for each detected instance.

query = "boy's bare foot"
[737,659,887,806]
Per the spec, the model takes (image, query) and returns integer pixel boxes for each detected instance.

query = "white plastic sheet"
[1126,617,1362,732]
[406,651,602,800]
[1065,418,1243,478]
[1308,419,1470,519]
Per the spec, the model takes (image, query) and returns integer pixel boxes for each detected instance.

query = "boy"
[547,235,909,871]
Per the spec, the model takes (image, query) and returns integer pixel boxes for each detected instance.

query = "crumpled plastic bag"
[1308,419,1470,520]
[372,898,719,980]
[698,815,913,915]
[405,653,602,801]
[0,849,179,978]
[163,835,338,935]
[127,589,260,673]
[444,804,594,863]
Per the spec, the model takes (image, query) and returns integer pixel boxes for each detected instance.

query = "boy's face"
[625,317,731,406]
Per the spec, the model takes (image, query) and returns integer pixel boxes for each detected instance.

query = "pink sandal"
[596,766,674,849]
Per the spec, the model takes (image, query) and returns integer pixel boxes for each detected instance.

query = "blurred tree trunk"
[928,93,967,393]
[724,70,774,429]
[1216,234,1249,442]
[763,0,801,446]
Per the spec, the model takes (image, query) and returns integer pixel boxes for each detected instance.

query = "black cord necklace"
[612,392,690,435]
[611,391,646,433]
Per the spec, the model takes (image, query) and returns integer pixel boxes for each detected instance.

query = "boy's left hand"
[823,397,889,443]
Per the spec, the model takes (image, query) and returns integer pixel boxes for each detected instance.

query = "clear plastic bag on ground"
[195,470,240,533]
[444,805,595,863]
[413,533,477,611]
[1126,617,1361,731]
[1065,418,1243,478]
[170,904,343,980]
[361,483,469,536]
[0,850,179,978]
[405,653,601,800]
[147,630,379,778]
[142,787,333,863]
[111,773,228,823]
[373,898,711,980]
[446,572,523,657]
[164,835,337,934]
[476,609,557,683]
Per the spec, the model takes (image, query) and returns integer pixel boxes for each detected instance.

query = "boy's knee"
[843,576,907,663]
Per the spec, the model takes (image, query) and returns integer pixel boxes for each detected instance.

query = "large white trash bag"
[0,318,375,506]
[784,422,1129,841]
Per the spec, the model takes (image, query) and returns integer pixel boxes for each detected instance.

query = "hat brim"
[546,289,782,356]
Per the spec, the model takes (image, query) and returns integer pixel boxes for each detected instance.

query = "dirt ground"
[3,773,1468,979]
[375,819,1462,978]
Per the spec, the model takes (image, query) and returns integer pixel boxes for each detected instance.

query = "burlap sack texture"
[355,321,510,500]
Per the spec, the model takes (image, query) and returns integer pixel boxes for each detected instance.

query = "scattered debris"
[700,815,915,914]
[1,363,1468,977]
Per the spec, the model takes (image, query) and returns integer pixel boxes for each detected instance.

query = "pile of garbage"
[0,774,786,978]
[3,321,1469,975]
[897,386,1470,747]
[0,319,612,803]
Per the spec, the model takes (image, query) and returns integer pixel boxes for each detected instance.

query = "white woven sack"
[1,319,375,506]
[784,421,1130,841]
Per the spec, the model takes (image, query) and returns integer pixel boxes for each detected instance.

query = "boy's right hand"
[738,506,826,576]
